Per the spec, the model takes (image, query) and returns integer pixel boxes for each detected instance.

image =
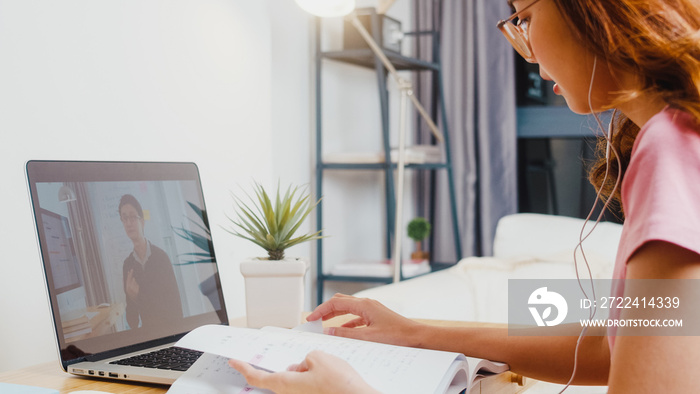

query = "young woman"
[231,0,700,392]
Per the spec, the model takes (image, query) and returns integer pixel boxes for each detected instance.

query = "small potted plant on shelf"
[408,217,431,262]
[226,181,323,328]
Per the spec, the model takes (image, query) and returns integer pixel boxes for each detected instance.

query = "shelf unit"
[314,11,462,305]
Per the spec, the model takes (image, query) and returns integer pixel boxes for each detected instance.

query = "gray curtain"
[66,182,110,306]
[413,0,517,259]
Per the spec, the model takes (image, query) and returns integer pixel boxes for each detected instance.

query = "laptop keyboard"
[110,347,203,371]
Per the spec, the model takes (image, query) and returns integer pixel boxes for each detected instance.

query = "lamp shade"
[295,0,355,17]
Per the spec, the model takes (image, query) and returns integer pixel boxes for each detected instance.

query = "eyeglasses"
[120,214,142,223]
[497,0,542,63]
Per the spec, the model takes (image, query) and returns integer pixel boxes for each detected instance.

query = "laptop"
[26,160,229,385]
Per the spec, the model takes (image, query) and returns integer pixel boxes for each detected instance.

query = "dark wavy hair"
[118,194,144,218]
[551,0,700,213]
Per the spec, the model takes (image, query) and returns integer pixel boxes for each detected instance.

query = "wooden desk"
[0,362,166,393]
[0,317,536,393]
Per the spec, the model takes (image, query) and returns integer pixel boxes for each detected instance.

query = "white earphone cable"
[557,56,622,393]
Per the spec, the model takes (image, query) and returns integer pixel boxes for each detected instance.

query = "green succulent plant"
[227,181,323,261]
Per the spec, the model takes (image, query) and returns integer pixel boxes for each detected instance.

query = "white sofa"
[353,213,622,393]
[354,213,622,323]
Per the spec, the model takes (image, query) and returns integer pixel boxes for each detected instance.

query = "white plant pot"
[239,257,308,328]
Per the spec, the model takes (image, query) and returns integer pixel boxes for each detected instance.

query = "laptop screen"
[26,161,228,364]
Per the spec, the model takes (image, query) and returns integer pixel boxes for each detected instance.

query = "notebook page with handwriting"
[175,324,468,394]
[167,353,271,394]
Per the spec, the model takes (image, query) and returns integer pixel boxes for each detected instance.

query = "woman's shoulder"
[621,107,700,262]
[636,107,700,148]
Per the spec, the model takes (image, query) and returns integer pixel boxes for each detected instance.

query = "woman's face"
[517,0,624,114]
[120,204,145,243]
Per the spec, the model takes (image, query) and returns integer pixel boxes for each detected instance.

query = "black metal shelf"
[319,162,450,170]
[320,262,454,284]
[517,106,611,139]
[321,49,440,71]
[320,274,394,284]
[314,10,462,305]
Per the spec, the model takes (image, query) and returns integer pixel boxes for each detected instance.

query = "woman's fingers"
[307,294,383,322]
[286,358,310,372]
[228,359,270,387]
[341,316,367,329]
[306,293,357,321]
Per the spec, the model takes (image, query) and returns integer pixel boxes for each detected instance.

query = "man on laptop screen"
[26,161,228,384]
[118,193,183,330]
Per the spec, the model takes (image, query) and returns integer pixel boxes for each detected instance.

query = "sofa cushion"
[353,214,623,323]
[493,213,622,265]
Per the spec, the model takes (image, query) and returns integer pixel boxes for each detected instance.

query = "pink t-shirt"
[608,107,700,348]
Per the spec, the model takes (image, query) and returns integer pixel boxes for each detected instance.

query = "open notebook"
[168,322,509,394]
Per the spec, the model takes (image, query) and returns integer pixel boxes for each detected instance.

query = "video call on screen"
[34,178,225,354]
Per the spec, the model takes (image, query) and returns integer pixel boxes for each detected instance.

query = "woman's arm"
[414,323,609,385]
[309,294,611,385]
[607,241,700,393]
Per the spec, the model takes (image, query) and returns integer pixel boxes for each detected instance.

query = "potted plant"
[227,181,322,328]
[408,217,431,262]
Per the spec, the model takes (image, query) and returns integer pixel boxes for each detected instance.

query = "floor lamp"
[297,0,443,283]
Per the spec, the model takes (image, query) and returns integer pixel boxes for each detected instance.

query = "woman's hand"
[229,351,379,394]
[306,293,424,347]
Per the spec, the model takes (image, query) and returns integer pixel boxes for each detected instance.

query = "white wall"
[267,0,421,304]
[0,0,311,372]
[0,0,419,372]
